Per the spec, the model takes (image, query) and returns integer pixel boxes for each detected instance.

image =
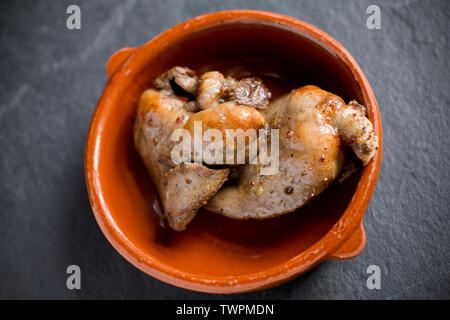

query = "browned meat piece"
[184,101,266,136]
[226,77,271,109]
[206,85,378,219]
[331,97,378,165]
[163,164,229,230]
[196,71,226,109]
[196,72,272,110]
[154,66,198,95]
[134,89,229,231]
[184,101,266,165]
[184,101,200,112]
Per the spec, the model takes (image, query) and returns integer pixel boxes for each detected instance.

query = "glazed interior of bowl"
[96,20,368,280]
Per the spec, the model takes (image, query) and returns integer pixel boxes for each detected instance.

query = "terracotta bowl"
[85,10,382,293]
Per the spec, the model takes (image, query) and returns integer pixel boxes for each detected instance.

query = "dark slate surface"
[0,0,449,299]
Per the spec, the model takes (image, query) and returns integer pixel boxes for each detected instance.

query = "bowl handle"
[106,47,137,79]
[329,223,366,260]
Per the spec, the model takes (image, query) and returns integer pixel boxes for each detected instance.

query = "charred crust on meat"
[226,77,271,109]
[154,66,198,98]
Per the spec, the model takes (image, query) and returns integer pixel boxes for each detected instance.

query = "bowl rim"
[85,9,383,294]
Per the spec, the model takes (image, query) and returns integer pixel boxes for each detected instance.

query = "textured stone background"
[0,0,449,299]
